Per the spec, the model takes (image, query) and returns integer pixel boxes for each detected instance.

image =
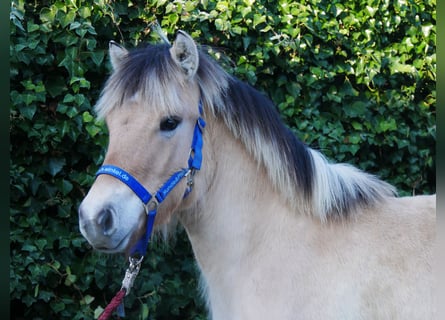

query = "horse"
[78,31,435,319]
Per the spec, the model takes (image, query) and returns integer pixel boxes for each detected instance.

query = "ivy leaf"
[55,179,73,195]
[46,158,66,177]
[377,119,397,133]
[46,76,66,97]
[90,50,105,66]
[40,7,57,23]
[344,101,367,117]
[18,104,37,120]
[59,10,76,28]
[82,111,94,123]
[58,47,82,78]
[81,295,95,305]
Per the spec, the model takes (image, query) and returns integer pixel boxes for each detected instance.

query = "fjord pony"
[79,31,435,319]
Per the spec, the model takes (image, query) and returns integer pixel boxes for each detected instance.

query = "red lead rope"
[97,256,143,319]
[98,289,126,320]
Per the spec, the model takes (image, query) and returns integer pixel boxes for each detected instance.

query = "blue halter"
[95,101,205,256]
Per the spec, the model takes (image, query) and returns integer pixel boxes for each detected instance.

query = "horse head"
[78,31,202,254]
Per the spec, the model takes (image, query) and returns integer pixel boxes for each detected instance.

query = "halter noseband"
[95,100,205,256]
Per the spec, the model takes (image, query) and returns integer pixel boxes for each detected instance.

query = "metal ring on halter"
[143,200,158,215]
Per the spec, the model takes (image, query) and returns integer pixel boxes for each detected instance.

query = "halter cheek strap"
[95,100,205,256]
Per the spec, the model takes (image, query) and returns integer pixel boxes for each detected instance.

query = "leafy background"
[10,0,435,319]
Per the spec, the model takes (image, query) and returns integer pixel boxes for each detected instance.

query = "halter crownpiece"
[95,100,205,257]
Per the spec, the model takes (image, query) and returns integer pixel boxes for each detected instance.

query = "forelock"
[95,44,187,119]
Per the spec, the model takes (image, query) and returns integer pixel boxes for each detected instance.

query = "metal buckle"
[121,256,144,296]
[186,169,195,190]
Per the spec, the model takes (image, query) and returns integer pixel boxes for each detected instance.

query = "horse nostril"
[98,207,116,236]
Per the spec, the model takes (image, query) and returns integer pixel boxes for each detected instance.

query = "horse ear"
[170,30,199,78]
[109,41,128,70]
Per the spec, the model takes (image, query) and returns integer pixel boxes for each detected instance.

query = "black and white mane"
[95,43,396,221]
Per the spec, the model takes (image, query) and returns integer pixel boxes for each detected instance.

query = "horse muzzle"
[78,181,145,253]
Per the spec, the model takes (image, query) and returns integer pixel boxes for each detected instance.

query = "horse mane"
[95,43,397,221]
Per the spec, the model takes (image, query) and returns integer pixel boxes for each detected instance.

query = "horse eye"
[160,116,181,131]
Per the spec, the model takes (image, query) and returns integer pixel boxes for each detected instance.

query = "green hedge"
[10,0,435,319]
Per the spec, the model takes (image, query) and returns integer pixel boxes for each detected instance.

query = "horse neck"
[178,118,308,306]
